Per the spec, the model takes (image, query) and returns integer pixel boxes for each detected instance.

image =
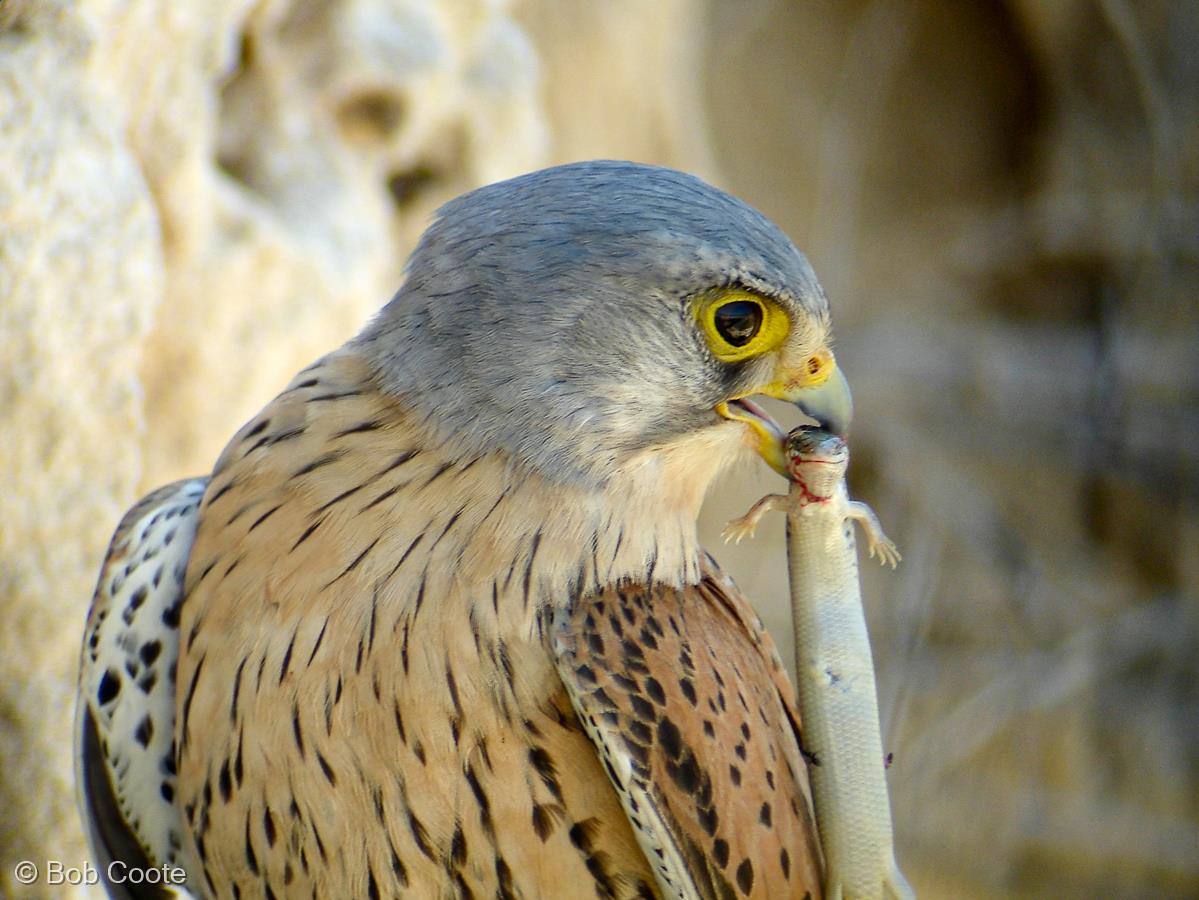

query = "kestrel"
[77,161,854,899]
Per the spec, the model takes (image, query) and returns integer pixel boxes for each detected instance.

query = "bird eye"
[713,300,762,347]
[695,290,788,363]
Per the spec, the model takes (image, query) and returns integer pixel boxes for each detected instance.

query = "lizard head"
[785,426,848,497]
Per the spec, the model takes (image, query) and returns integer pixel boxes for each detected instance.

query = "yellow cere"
[694,289,790,363]
[757,346,836,398]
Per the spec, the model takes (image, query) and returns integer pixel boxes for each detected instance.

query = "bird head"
[359,161,851,489]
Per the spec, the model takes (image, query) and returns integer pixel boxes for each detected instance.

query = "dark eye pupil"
[714,300,762,347]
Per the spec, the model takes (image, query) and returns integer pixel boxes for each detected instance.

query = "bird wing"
[550,554,824,899]
[76,478,208,895]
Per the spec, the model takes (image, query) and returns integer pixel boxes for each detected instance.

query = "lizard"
[723,424,915,900]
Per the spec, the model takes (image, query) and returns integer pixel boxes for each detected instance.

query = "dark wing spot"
[335,420,384,439]
[759,802,772,827]
[464,764,493,836]
[495,857,514,897]
[657,718,683,760]
[629,695,655,721]
[679,677,698,706]
[98,670,121,705]
[450,824,467,867]
[244,818,259,874]
[644,677,666,706]
[126,583,148,615]
[254,805,274,851]
[248,503,284,532]
[244,419,269,439]
[736,858,754,894]
[139,640,162,666]
[133,715,153,748]
[279,631,297,684]
[528,747,563,801]
[292,704,305,757]
[531,804,555,841]
[666,750,702,796]
[408,812,435,860]
[316,752,337,785]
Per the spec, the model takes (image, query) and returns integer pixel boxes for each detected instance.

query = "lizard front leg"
[846,500,902,568]
[722,493,790,544]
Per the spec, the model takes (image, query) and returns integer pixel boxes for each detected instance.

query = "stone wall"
[1,1,546,894]
[2,0,1195,896]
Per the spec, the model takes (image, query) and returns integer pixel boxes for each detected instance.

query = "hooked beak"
[715,348,853,476]
[777,364,853,439]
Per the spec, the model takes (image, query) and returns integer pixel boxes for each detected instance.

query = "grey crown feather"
[358,160,829,486]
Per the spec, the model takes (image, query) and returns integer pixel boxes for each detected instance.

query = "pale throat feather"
[393,413,752,638]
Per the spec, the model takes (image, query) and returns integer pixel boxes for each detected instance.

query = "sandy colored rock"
[0,5,162,892]
[1,1,544,896]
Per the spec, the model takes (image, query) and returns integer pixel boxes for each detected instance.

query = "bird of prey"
[77,160,854,899]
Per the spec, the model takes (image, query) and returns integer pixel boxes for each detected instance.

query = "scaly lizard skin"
[724,425,914,900]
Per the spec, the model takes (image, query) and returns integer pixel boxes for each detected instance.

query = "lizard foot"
[722,494,787,544]
[868,534,902,569]
[721,514,759,544]
[847,500,902,569]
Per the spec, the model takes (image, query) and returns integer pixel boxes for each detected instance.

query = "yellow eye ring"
[695,290,790,363]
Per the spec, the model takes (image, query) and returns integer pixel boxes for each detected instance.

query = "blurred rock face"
[695,2,1199,897]
[0,0,545,892]
[1,0,1195,897]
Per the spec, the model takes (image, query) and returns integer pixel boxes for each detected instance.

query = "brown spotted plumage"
[76,162,848,899]
[176,351,673,898]
[553,560,824,899]
[169,348,824,899]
